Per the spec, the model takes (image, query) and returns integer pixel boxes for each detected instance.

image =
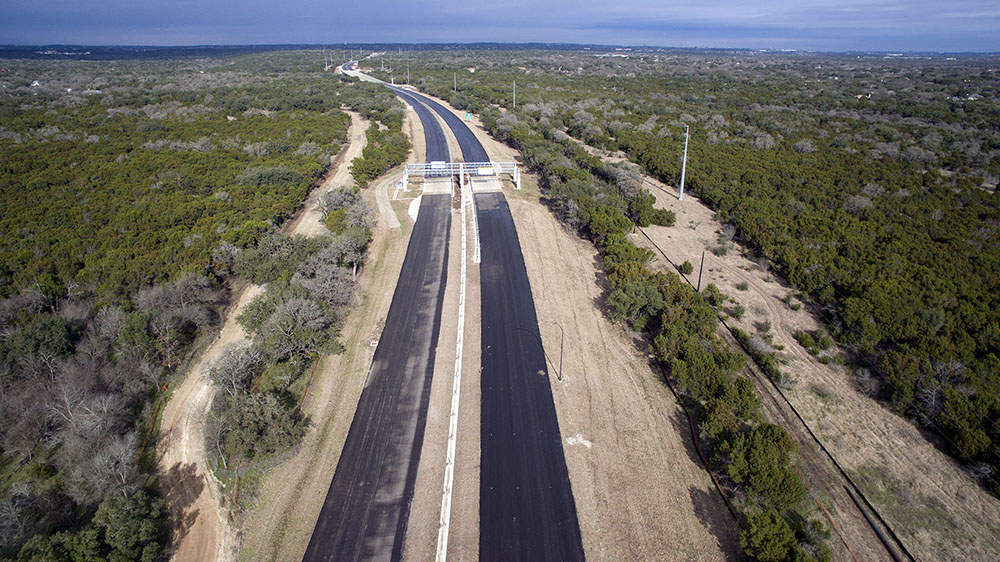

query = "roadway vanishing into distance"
[318,63,583,560]
[406,92,490,162]
[393,86,585,560]
[391,87,449,163]
[302,78,452,561]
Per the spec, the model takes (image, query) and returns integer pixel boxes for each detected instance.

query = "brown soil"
[633,174,1000,561]
[158,284,262,562]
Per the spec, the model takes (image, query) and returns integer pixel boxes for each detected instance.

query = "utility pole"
[697,250,705,292]
[454,72,457,92]
[513,80,516,109]
[679,123,689,201]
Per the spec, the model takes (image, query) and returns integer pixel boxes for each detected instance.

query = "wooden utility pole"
[697,250,705,292]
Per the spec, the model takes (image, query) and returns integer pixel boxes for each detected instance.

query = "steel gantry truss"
[402,161,521,192]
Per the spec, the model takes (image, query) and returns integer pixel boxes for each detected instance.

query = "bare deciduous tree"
[208,343,262,398]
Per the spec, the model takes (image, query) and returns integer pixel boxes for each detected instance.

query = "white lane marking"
[567,434,593,448]
[470,190,481,264]
[436,173,469,562]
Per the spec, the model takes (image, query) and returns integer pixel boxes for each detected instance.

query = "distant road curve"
[303,60,454,562]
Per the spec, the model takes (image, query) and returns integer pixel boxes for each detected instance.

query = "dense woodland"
[370,48,1000,559]
[0,52,398,559]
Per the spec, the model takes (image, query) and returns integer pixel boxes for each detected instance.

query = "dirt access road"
[630,167,1000,561]
[156,111,369,562]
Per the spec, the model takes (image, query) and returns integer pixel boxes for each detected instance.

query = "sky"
[2,0,998,52]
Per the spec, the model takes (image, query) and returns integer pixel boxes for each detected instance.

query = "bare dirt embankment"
[159,284,262,562]
[632,172,1000,561]
[157,111,369,562]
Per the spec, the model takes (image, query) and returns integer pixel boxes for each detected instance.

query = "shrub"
[730,303,746,320]
[234,166,303,187]
[736,281,749,291]
[681,260,694,275]
[325,207,348,234]
[650,208,676,227]
[704,283,726,308]
[710,244,728,256]
[816,333,834,351]
[795,330,815,349]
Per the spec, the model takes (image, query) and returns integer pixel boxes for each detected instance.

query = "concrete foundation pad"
[470,177,503,193]
[423,176,454,195]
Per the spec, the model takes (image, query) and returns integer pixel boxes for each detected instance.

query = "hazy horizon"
[3,1,998,53]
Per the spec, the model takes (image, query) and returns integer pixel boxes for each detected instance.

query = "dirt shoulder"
[507,181,738,560]
[633,174,1000,561]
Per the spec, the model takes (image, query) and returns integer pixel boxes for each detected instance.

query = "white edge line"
[471,191,481,265]
[436,171,468,562]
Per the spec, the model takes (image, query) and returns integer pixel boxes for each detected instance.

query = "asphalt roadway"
[390,87,450,163]
[475,193,585,561]
[302,77,453,561]
[397,89,490,162]
[401,85,584,561]
[303,194,450,562]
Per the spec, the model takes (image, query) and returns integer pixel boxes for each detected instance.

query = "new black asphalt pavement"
[402,83,584,561]
[303,194,451,562]
[476,193,585,561]
[395,90,490,162]
[390,87,450,163]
